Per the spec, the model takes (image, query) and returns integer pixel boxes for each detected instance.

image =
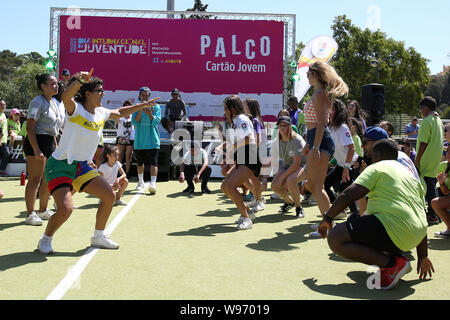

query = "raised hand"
[79,68,94,83]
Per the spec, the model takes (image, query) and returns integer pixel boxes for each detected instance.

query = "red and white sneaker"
[380,256,412,290]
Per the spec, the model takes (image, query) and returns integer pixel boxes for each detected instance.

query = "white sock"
[94,229,105,238]
[41,233,53,241]
[151,176,157,183]
[138,173,144,184]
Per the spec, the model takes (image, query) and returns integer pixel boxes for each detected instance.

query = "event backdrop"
[59,16,285,122]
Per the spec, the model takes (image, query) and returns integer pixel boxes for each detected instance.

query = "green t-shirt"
[0,112,7,144]
[354,160,427,252]
[297,112,306,136]
[353,133,363,157]
[437,161,450,189]
[7,118,20,135]
[416,114,444,178]
[19,121,27,137]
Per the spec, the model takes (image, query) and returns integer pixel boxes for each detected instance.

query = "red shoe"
[380,256,412,290]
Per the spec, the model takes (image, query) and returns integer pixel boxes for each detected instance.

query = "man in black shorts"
[318,139,434,290]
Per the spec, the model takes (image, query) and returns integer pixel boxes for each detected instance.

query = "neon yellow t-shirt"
[353,133,363,157]
[7,119,20,135]
[416,114,444,178]
[437,161,450,189]
[354,160,427,252]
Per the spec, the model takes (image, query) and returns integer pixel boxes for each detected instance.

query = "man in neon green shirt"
[318,139,434,290]
[415,96,444,225]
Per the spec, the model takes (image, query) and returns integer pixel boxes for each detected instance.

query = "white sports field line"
[46,183,149,300]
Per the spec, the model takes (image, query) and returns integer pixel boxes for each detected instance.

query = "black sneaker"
[183,186,195,193]
[279,202,295,213]
[201,186,211,194]
[296,207,305,218]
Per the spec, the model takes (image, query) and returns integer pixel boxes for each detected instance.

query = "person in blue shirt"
[287,96,300,127]
[405,117,419,139]
[132,87,161,194]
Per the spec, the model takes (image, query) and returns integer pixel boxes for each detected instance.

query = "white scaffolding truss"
[50,7,296,104]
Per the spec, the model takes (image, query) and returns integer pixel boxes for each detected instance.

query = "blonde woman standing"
[303,61,349,237]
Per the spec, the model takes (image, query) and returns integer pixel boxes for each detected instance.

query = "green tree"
[182,0,212,19]
[330,15,430,115]
[0,50,46,109]
[425,72,448,105]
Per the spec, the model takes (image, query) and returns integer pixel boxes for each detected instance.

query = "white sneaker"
[135,182,145,191]
[247,210,257,220]
[114,199,128,206]
[236,217,253,230]
[270,193,281,200]
[235,211,256,223]
[148,182,157,195]
[252,200,265,212]
[309,230,322,238]
[25,212,43,226]
[91,234,120,249]
[235,216,245,224]
[37,237,54,254]
[247,196,257,207]
[310,223,320,230]
[38,209,55,220]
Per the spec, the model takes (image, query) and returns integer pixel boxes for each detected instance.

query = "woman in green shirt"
[7,108,21,150]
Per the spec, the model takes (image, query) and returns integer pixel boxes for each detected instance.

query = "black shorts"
[23,134,55,158]
[234,144,261,177]
[345,214,404,256]
[134,149,159,166]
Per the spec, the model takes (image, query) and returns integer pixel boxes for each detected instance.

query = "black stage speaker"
[361,83,385,126]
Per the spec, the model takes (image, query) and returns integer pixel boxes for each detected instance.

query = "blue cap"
[138,87,151,101]
[363,126,389,141]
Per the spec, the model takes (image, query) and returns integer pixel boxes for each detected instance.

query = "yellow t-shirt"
[355,160,427,252]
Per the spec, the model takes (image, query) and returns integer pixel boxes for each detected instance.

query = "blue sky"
[0,0,448,74]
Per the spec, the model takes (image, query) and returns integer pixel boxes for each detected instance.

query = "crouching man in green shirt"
[318,139,434,290]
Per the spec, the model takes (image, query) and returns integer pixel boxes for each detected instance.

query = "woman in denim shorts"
[303,61,349,236]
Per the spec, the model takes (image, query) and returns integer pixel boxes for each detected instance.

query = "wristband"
[312,146,319,151]
[323,212,333,223]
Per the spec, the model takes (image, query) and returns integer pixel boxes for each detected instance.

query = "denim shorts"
[306,127,335,158]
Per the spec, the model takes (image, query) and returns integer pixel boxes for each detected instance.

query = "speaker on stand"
[361,83,385,126]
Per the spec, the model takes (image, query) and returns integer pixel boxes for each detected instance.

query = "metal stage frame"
[49,7,296,105]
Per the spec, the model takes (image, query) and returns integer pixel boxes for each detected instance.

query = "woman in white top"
[218,95,262,230]
[324,99,358,215]
[38,68,158,254]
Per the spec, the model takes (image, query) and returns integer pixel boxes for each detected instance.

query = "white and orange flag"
[293,35,338,100]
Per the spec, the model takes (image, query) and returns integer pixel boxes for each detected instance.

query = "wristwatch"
[323,212,333,223]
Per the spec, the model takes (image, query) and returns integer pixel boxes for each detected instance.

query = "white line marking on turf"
[46,183,149,300]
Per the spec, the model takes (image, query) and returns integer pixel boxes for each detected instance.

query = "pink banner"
[59,16,284,95]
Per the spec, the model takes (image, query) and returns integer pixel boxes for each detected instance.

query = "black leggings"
[324,165,357,212]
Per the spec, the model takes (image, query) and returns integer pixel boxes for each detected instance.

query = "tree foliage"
[329,15,430,115]
[0,50,46,109]
[181,0,213,19]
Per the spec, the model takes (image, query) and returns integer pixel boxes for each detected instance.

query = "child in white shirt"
[98,145,129,206]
